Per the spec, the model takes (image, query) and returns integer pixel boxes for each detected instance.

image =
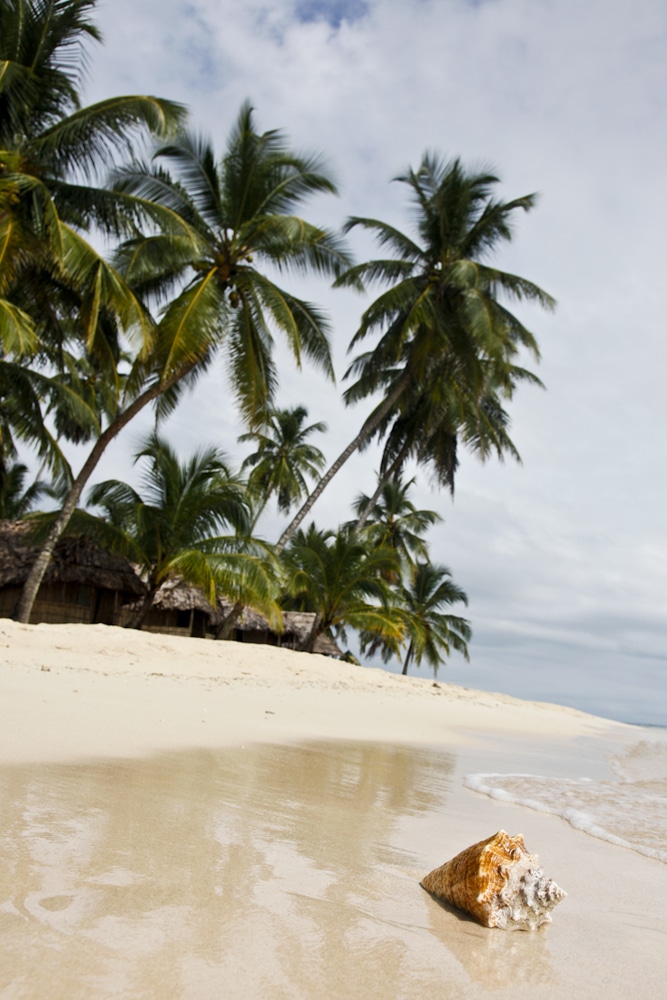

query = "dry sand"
[0,620,665,999]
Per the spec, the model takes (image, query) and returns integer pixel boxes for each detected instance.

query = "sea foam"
[464,731,667,864]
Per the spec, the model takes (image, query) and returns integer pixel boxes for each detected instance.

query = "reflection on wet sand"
[423,895,556,990]
[0,741,555,998]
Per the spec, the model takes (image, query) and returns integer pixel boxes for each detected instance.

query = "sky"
[73,0,667,724]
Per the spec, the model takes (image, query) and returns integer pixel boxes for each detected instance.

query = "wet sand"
[1,621,665,999]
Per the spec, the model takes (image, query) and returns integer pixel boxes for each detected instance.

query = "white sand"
[0,620,610,763]
[1,620,665,1000]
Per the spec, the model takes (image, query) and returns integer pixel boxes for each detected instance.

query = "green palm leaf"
[0,297,37,354]
[59,223,155,354]
[155,269,225,378]
[31,95,186,178]
[112,102,350,424]
[84,432,279,629]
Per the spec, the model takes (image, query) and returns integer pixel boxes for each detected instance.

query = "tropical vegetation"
[275,154,553,550]
[359,561,471,676]
[81,433,280,629]
[0,0,555,680]
[9,79,349,622]
[281,523,404,653]
[239,405,327,528]
[350,473,441,568]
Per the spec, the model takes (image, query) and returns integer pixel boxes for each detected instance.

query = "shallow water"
[0,736,665,999]
[0,743,461,999]
[465,726,667,863]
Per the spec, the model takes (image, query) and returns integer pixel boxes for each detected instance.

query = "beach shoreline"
[1,620,665,999]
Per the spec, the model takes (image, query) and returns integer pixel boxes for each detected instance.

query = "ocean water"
[464,726,667,864]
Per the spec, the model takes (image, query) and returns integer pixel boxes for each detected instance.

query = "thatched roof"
[120,576,217,618]
[217,598,342,657]
[282,611,343,657]
[217,598,272,631]
[149,577,216,615]
[124,580,343,657]
[0,521,145,596]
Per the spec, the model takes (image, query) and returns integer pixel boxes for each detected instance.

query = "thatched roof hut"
[0,520,145,625]
[217,599,342,657]
[120,579,342,656]
[119,577,216,638]
[280,611,343,657]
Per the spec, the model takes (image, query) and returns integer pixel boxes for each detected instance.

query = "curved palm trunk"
[402,640,414,675]
[353,444,410,534]
[14,365,193,624]
[215,600,244,640]
[124,582,159,630]
[299,611,323,653]
[274,371,412,555]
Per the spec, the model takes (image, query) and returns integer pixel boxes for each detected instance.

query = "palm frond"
[59,223,155,356]
[246,214,353,278]
[334,257,413,291]
[249,270,335,380]
[155,269,225,378]
[32,95,186,178]
[0,297,37,355]
[225,285,277,428]
[343,216,424,262]
[154,131,225,230]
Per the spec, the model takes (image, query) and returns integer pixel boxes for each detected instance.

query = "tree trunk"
[14,366,193,624]
[402,641,414,675]
[274,371,412,555]
[215,600,244,640]
[123,583,159,630]
[299,611,323,652]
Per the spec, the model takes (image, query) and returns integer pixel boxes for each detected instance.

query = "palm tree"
[0,459,53,520]
[239,405,327,527]
[276,155,554,552]
[0,0,184,228]
[0,351,102,492]
[351,473,441,577]
[1,0,185,352]
[360,561,470,676]
[112,103,351,427]
[84,432,280,629]
[15,103,348,622]
[282,523,404,653]
[1,1,101,145]
[397,562,471,676]
[353,350,535,531]
[1,0,192,622]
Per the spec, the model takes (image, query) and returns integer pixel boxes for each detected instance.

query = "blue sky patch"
[295,0,370,29]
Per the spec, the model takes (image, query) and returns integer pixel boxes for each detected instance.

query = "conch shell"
[420,830,566,930]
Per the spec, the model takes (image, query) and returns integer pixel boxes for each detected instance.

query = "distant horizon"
[374,647,667,728]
